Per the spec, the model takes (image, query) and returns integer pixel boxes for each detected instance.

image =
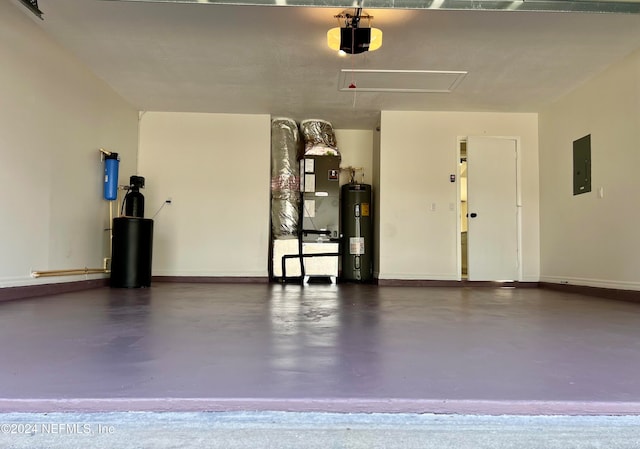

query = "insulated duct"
[271,118,302,239]
[300,119,340,156]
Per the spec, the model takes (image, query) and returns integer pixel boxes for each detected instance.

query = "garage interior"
[2,0,640,443]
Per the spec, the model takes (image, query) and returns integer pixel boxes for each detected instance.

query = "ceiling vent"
[338,69,467,93]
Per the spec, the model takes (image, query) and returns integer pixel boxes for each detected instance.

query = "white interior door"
[466,136,518,281]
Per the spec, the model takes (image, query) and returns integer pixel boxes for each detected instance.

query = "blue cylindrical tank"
[104,153,119,201]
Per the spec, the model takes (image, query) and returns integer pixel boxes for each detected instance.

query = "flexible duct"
[271,118,302,239]
[300,119,340,156]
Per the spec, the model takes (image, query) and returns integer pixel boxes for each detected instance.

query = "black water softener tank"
[110,217,153,288]
[111,175,153,288]
[341,183,373,282]
[125,175,145,218]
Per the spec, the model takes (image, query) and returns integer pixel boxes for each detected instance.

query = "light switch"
[430,202,436,212]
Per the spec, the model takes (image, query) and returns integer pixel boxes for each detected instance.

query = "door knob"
[470,213,478,218]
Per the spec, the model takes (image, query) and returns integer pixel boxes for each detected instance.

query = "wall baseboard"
[5,278,636,303]
[153,276,269,284]
[377,279,539,288]
[540,276,640,291]
[540,282,640,303]
[378,273,458,281]
[0,279,109,303]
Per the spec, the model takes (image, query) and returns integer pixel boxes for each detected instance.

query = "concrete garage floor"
[0,283,639,415]
[2,283,640,448]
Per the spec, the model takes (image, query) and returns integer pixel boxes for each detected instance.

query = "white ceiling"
[26,0,640,128]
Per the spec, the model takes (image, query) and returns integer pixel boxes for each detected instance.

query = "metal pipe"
[281,252,340,282]
[106,199,114,268]
[31,268,109,278]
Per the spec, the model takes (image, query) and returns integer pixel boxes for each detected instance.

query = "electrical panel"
[573,134,591,196]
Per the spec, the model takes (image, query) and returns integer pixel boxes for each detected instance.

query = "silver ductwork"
[300,119,340,157]
[270,117,302,239]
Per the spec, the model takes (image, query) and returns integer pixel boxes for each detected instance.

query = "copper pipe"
[31,268,109,278]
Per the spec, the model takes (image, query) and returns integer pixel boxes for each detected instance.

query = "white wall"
[378,111,540,281]
[0,2,138,287]
[539,49,640,290]
[138,112,271,278]
[334,130,373,186]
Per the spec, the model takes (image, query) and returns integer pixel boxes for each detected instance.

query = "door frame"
[456,136,523,282]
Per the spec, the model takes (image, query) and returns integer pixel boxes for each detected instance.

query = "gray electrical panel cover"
[573,134,591,196]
